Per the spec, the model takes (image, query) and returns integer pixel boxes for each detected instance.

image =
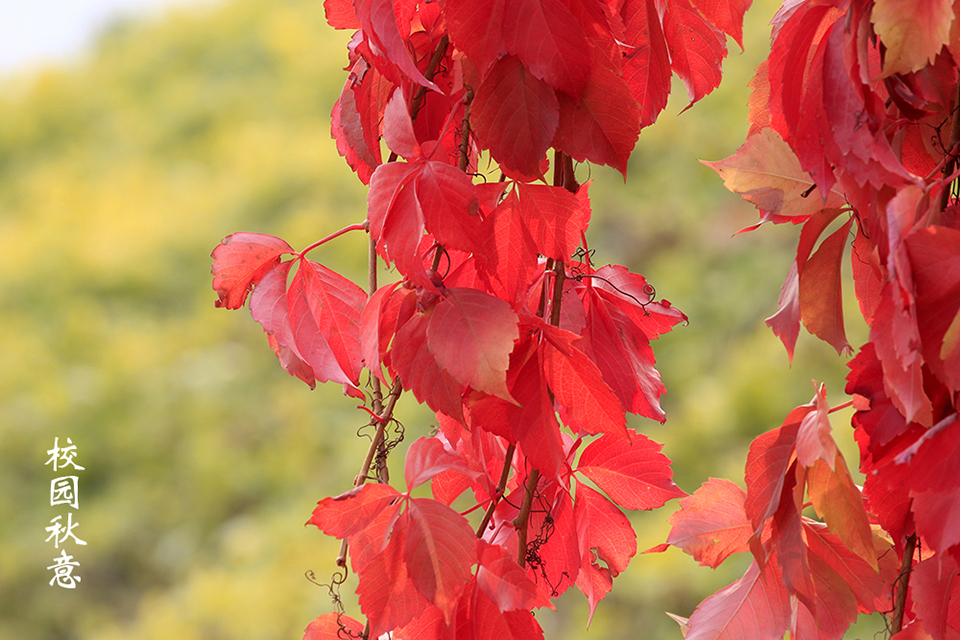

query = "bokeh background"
[0,0,878,638]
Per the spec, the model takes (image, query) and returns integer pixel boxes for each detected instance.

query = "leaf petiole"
[298,223,368,258]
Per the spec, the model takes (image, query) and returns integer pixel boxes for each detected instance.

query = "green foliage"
[0,0,860,638]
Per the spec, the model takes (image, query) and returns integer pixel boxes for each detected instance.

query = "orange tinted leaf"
[664,478,752,568]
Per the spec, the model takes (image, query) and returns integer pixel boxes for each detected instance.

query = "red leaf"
[904,226,960,393]
[405,497,478,622]
[303,613,364,640]
[211,232,294,310]
[353,0,438,91]
[307,483,400,539]
[475,540,554,612]
[382,88,423,160]
[427,287,519,402]
[576,429,685,510]
[502,0,591,97]
[392,309,465,422]
[291,259,367,384]
[806,456,877,570]
[794,383,838,469]
[417,161,484,255]
[514,182,590,263]
[250,262,316,388]
[620,0,672,128]
[690,0,751,49]
[743,417,803,534]
[799,217,853,355]
[684,559,791,640]
[663,478,752,568]
[588,264,688,338]
[470,336,568,480]
[477,188,542,305]
[331,59,386,185]
[574,484,638,623]
[872,0,953,77]
[662,0,728,108]
[803,521,896,614]
[355,514,430,637]
[552,50,640,176]
[368,161,431,288]
[540,323,628,439]
[765,260,801,362]
[404,436,481,491]
[580,288,669,421]
[438,0,507,73]
[911,554,960,640]
[471,56,559,179]
[703,128,847,228]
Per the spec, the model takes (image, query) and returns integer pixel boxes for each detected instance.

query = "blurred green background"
[0,0,876,638]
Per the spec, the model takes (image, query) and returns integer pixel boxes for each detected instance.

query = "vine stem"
[513,151,576,567]
[476,443,516,537]
[299,223,367,257]
[336,381,403,569]
[891,534,918,634]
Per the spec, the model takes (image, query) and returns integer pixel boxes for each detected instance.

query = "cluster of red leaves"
[211,0,753,637]
[689,1,960,638]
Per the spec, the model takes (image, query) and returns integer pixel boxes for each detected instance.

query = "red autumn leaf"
[515,182,590,262]
[404,436,481,491]
[620,0,672,128]
[574,483,638,623]
[799,217,853,355]
[904,225,960,393]
[353,0,438,91]
[367,161,431,288]
[291,259,367,384]
[662,477,752,568]
[249,261,316,388]
[552,50,640,177]
[794,383,838,469]
[803,521,896,614]
[470,336,568,480]
[743,416,803,533]
[501,0,591,97]
[587,264,688,339]
[475,540,554,613]
[911,554,960,640]
[872,0,954,77]
[284,261,362,387]
[470,56,559,179]
[662,0,728,109]
[477,188,542,305]
[302,612,364,640]
[437,0,507,73]
[211,232,295,310]
[417,161,484,256]
[306,482,400,539]
[331,58,387,185]
[576,429,685,510]
[540,323,627,439]
[427,287,519,402]
[703,128,847,229]
[684,559,791,640]
[690,0,751,49]
[382,88,423,160]
[527,486,582,596]
[806,456,877,570]
[405,497,477,622]
[392,309,465,422]
[355,514,431,637]
[765,260,801,362]
[580,288,669,421]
